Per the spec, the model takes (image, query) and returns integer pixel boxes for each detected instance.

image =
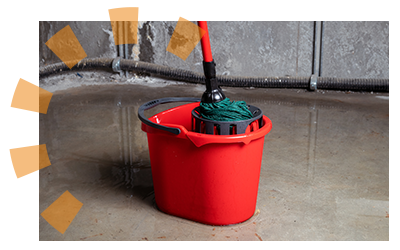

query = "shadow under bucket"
[139,98,272,225]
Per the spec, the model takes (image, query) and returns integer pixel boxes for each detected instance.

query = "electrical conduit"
[39,58,389,92]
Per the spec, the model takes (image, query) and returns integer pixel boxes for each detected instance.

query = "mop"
[197,21,253,122]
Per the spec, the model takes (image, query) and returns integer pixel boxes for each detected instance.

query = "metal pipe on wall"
[312,21,324,77]
[124,21,129,77]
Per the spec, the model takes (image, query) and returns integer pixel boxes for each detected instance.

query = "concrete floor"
[39,75,389,241]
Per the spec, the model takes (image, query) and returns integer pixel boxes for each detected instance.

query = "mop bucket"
[138,97,272,225]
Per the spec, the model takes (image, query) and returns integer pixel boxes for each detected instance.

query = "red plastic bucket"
[138,98,272,225]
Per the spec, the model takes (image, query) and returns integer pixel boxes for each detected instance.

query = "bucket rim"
[141,102,272,147]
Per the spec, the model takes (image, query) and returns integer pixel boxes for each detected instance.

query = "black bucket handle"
[138,97,201,135]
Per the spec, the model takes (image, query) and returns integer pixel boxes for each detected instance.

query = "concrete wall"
[39,21,389,79]
[321,22,389,78]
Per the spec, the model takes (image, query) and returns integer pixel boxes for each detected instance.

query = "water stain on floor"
[39,80,388,240]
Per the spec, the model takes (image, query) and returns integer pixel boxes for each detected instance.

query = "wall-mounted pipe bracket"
[112,57,123,74]
[310,74,318,91]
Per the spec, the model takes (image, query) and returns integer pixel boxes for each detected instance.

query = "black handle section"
[138,97,201,135]
[201,60,226,103]
[203,60,216,79]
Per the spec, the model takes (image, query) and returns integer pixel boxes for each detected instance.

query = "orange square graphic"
[108,7,138,45]
[9,145,39,179]
[39,144,51,171]
[45,25,87,69]
[11,79,52,114]
[39,86,53,114]
[178,16,190,22]
[41,191,83,234]
[108,7,139,21]
[10,144,51,178]
[167,17,205,61]
[10,77,39,113]
[110,21,138,45]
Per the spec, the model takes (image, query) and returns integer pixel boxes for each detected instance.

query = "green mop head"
[200,98,253,122]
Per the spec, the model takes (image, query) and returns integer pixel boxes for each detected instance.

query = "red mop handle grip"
[198,21,213,62]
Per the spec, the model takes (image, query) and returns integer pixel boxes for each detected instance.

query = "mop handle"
[198,21,213,62]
